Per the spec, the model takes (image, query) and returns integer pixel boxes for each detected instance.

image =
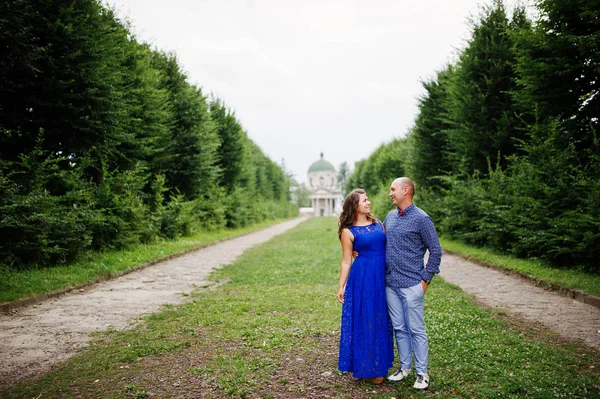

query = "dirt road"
[0,218,307,388]
[440,253,600,350]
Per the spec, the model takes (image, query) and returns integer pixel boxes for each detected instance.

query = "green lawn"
[441,238,600,297]
[0,218,293,304]
[2,217,598,399]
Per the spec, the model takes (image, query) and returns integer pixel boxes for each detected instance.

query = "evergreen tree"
[152,52,220,199]
[0,0,296,269]
[117,41,170,173]
[514,0,599,164]
[447,1,527,175]
[410,66,455,190]
[371,138,408,189]
[210,100,245,191]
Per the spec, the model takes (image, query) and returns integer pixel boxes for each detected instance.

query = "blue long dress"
[338,221,394,378]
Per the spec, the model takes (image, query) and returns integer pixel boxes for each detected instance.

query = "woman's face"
[356,193,371,215]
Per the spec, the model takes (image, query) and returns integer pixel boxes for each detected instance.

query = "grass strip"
[441,237,600,297]
[0,218,293,304]
[3,217,599,399]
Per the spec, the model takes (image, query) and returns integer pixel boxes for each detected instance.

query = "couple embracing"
[336,177,442,390]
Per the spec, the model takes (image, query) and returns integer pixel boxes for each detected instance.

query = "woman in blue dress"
[337,188,393,384]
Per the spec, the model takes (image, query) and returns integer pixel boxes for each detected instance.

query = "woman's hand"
[337,229,353,304]
[337,287,345,303]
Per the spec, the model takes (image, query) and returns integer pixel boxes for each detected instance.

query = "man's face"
[389,182,405,207]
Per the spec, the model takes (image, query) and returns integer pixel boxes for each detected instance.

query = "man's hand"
[421,280,429,293]
[352,251,358,258]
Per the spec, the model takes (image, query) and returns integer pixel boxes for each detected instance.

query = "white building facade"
[307,153,343,217]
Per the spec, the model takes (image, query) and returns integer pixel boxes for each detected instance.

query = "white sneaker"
[413,373,429,390]
[387,368,410,382]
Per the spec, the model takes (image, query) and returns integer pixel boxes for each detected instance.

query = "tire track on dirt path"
[440,252,600,350]
[0,217,307,388]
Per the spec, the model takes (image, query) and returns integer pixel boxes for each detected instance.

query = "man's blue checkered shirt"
[383,203,442,289]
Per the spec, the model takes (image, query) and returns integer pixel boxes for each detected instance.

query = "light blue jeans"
[386,284,428,374]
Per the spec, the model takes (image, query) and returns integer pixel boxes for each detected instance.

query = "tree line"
[0,0,296,270]
[346,0,599,272]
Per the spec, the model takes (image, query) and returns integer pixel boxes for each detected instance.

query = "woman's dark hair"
[337,188,375,239]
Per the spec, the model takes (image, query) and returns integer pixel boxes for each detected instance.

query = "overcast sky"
[107,0,520,184]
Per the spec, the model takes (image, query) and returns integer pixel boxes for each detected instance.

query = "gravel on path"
[440,252,600,350]
[0,217,307,388]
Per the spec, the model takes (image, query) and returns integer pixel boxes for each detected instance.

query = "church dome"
[308,153,335,173]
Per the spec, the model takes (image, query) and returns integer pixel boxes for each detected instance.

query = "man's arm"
[420,216,442,282]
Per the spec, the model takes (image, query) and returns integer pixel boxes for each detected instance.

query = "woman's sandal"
[361,376,384,385]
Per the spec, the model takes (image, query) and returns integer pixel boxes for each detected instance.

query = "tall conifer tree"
[447,1,526,175]
[411,66,455,189]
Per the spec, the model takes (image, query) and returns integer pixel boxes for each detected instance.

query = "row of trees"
[0,0,296,270]
[346,0,599,272]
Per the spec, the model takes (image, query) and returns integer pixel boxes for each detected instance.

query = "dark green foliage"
[210,100,245,191]
[117,42,171,173]
[445,1,527,175]
[411,66,454,190]
[90,166,150,249]
[501,126,600,268]
[346,0,599,272]
[0,146,99,267]
[0,0,130,184]
[209,104,296,228]
[420,1,600,272]
[514,0,599,162]
[0,0,295,270]
[151,53,219,200]
[426,128,600,270]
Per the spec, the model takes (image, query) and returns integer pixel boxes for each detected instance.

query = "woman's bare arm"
[337,229,354,303]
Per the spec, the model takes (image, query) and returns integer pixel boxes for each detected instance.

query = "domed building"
[307,153,342,217]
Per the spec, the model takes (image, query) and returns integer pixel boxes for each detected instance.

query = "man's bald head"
[392,177,415,198]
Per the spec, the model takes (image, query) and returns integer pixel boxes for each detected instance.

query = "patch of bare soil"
[82,332,403,399]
